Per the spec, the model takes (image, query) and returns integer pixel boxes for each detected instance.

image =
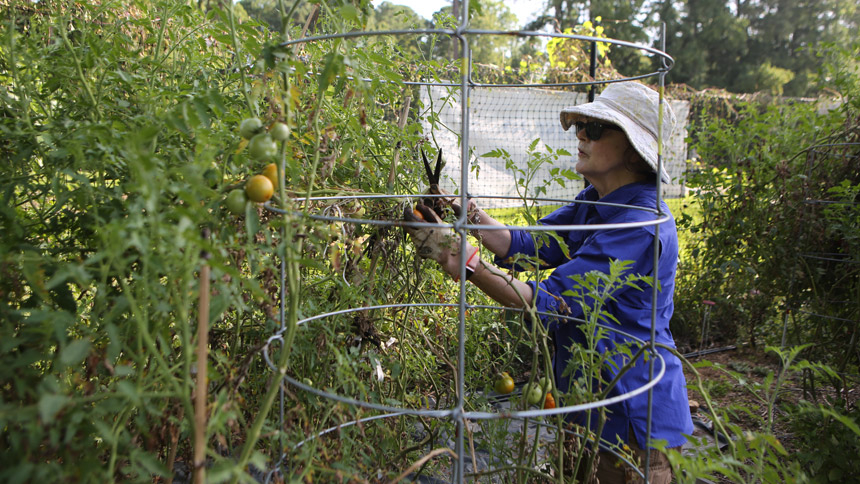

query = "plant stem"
[228,3,257,116]
[59,21,101,121]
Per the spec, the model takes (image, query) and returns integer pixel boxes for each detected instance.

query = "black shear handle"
[420,148,446,217]
[421,148,443,191]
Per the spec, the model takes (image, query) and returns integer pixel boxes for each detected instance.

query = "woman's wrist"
[467,201,480,220]
[444,244,478,282]
[464,246,480,280]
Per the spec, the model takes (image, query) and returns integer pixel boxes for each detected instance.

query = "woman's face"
[574,117,634,183]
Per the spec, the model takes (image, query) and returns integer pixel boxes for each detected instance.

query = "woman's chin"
[575,160,590,177]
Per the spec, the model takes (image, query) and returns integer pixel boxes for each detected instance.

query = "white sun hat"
[560,82,676,184]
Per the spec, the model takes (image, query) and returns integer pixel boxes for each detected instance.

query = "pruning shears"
[421,148,446,217]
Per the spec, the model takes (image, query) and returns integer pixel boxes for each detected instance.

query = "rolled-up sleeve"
[493,228,538,271]
[493,202,584,272]
[493,229,575,272]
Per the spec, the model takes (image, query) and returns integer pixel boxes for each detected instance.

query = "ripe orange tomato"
[262,163,280,189]
[494,372,515,395]
[245,175,274,203]
[543,393,556,409]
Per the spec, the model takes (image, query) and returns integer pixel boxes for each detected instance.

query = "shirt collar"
[584,182,655,220]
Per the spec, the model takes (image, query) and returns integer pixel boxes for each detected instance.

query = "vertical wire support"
[589,40,597,102]
[277,151,289,478]
[588,12,597,101]
[454,2,472,481]
[278,234,287,476]
[644,20,670,484]
[781,149,816,349]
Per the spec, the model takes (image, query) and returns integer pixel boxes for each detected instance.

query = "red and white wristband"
[463,248,480,281]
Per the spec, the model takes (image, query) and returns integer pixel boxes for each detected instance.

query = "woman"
[405,82,693,483]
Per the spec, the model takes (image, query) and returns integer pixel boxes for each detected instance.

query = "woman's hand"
[403,204,478,281]
[403,203,532,306]
[403,204,462,265]
[423,186,479,222]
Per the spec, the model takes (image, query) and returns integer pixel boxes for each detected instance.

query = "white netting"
[419,85,690,208]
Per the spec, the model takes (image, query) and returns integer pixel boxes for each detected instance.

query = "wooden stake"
[193,231,212,484]
[387,91,412,189]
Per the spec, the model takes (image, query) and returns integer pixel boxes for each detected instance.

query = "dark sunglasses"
[574,120,623,141]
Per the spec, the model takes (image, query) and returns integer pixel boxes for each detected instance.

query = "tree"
[423,0,517,65]
[240,0,323,35]
[658,0,859,95]
[368,1,428,30]
[367,2,432,61]
[588,0,653,77]
[740,0,860,96]
[660,0,749,90]
[733,61,795,95]
[531,0,654,78]
[461,0,518,67]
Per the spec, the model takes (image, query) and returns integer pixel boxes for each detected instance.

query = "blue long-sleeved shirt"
[496,181,693,449]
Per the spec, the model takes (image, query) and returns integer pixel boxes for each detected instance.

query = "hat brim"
[560,104,671,184]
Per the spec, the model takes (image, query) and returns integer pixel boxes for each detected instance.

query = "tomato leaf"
[59,339,91,367]
[38,393,69,423]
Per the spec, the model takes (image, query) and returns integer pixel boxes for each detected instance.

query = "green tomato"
[539,376,553,392]
[248,133,278,160]
[269,121,291,141]
[225,188,248,215]
[239,117,264,139]
[524,382,544,406]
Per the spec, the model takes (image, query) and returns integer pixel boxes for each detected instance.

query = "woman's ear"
[624,146,642,166]
[624,147,654,178]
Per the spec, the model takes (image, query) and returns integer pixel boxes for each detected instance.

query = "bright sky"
[371,0,544,25]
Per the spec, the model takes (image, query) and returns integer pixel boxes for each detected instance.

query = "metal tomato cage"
[262,4,676,482]
[781,142,860,352]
